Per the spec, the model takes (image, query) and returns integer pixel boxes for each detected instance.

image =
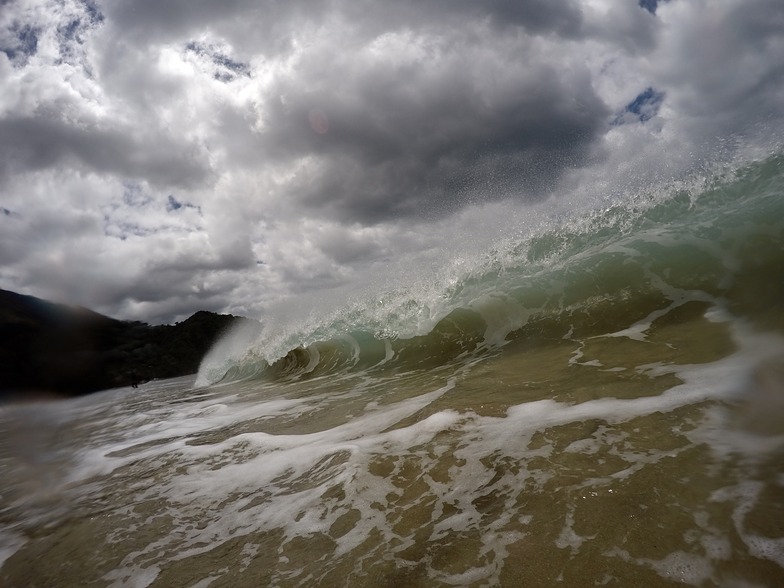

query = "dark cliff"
[0,289,254,398]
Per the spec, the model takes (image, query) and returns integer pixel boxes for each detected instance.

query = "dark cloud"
[94,0,611,227]
[466,0,583,35]
[256,40,608,222]
[94,0,611,225]
[103,0,309,58]
[106,0,585,50]
[0,115,211,189]
[345,0,585,39]
[580,2,657,53]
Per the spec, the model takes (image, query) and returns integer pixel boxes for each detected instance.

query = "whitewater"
[2,155,784,586]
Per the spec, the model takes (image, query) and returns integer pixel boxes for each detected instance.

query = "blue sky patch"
[639,0,670,14]
[167,195,184,211]
[122,182,154,208]
[80,0,105,24]
[612,87,665,125]
[185,41,251,82]
[167,194,202,214]
[1,24,40,64]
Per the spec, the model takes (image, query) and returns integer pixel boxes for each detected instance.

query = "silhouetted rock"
[0,289,254,398]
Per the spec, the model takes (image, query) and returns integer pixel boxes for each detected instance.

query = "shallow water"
[2,308,784,587]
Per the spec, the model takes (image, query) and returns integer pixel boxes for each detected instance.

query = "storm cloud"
[1,0,783,323]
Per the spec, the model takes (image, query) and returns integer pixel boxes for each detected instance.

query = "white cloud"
[1,0,782,324]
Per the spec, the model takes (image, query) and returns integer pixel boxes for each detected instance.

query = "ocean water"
[2,155,784,586]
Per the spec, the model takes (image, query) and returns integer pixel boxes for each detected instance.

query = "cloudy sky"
[1,0,783,324]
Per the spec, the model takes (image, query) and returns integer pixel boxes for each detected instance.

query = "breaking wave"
[197,155,784,386]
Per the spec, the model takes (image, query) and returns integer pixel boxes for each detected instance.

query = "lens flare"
[308,108,329,134]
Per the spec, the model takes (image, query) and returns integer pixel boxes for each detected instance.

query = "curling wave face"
[198,155,784,386]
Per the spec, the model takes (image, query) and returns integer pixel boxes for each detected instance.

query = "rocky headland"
[0,288,256,398]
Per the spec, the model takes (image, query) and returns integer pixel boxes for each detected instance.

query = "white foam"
[712,479,784,570]
[743,535,784,569]
[700,534,731,560]
[5,315,783,586]
[563,438,600,455]
[605,547,715,586]
[555,508,591,553]
[103,563,160,588]
[73,378,461,584]
[648,551,715,585]
[189,577,219,588]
